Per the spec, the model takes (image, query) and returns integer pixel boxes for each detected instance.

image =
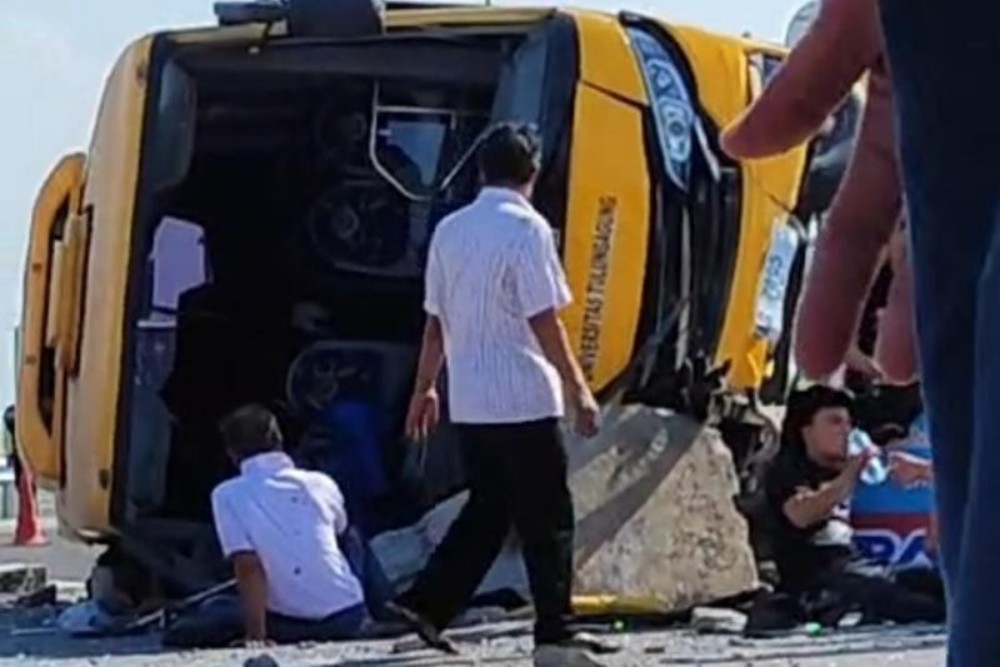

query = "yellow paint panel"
[665,24,810,390]
[562,84,650,391]
[665,25,749,134]
[17,153,85,486]
[564,9,647,105]
[58,36,153,536]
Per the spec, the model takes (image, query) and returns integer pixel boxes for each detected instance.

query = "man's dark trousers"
[397,417,575,644]
[879,1,1000,664]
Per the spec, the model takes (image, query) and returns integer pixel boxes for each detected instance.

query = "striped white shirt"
[425,187,573,424]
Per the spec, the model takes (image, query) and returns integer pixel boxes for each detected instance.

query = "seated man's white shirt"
[425,186,573,424]
[211,451,365,620]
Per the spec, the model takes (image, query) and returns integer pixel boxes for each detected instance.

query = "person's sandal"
[383,601,459,654]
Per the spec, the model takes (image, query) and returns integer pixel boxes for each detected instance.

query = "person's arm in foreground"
[517,225,599,437]
[211,489,270,644]
[721,0,917,383]
[888,450,934,487]
[232,552,269,642]
[529,310,587,393]
[528,309,598,437]
[406,240,446,441]
[782,452,871,528]
[412,317,445,399]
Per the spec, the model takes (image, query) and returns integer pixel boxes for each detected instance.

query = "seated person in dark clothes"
[164,404,379,648]
[764,385,945,626]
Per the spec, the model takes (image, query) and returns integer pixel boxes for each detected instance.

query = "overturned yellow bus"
[17,0,848,596]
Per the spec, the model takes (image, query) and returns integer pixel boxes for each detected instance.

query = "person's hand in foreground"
[721,0,917,383]
[570,387,601,438]
[888,450,933,488]
[845,343,884,381]
[406,316,445,442]
[528,308,601,438]
[844,447,875,483]
[405,388,440,442]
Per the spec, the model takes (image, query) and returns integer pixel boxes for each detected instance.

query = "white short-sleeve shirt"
[210,451,365,620]
[425,186,573,424]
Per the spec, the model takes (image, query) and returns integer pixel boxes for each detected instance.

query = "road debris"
[14,585,57,609]
[690,608,748,635]
[0,564,46,596]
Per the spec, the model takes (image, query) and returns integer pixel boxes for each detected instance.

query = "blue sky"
[0,0,803,408]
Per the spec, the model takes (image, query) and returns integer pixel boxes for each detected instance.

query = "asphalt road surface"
[0,612,949,666]
[0,518,97,584]
[0,495,948,666]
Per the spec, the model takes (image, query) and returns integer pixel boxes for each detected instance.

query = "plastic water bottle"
[848,429,888,485]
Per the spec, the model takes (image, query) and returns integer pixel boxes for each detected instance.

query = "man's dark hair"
[218,403,283,460]
[477,121,542,187]
[781,385,855,453]
[3,406,13,436]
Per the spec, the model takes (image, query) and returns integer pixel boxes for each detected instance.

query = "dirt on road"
[0,505,947,666]
[0,601,947,667]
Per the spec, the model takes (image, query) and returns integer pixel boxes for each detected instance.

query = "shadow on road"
[334,660,517,666]
[0,630,163,660]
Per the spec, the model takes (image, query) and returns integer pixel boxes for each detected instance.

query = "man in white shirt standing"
[164,404,367,648]
[386,122,616,666]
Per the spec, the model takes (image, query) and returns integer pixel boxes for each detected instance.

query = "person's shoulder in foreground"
[430,205,464,240]
[211,474,244,506]
[290,466,350,527]
[521,212,558,251]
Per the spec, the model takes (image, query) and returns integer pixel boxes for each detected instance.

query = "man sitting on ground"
[763,385,944,626]
[164,404,368,648]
